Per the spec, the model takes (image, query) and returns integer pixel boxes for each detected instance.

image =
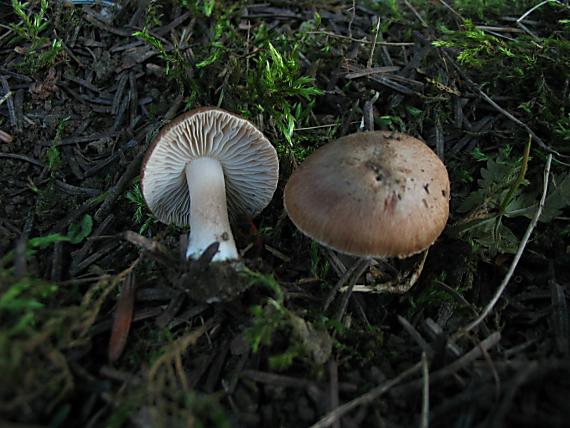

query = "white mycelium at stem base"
[185,157,238,261]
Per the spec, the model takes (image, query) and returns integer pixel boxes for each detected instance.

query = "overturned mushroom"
[141,108,278,261]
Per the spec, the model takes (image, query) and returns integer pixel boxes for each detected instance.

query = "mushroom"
[141,108,278,261]
[284,131,450,259]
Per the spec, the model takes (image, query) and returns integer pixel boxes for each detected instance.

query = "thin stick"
[516,0,554,39]
[0,152,44,167]
[306,31,414,46]
[0,90,11,106]
[324,257,368,311]
[420,352,430,428]
[438,0,464,21]
[0,128,13,145]
[395,331,501,395]
[457,154,552,337]
[335,259,371,321]
[0,77,17,129]
[403,0,428,27]
[518,0,557,23]
[309,361,423,428]
[329,359,340,428]
[347,0,356,39]
[367,17,382,69]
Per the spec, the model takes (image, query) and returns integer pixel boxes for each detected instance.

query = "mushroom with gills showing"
[284,131,450,292]
[141,108,278,262]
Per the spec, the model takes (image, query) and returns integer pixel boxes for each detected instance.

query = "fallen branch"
[309,361,423,428]
[394,331,502,395]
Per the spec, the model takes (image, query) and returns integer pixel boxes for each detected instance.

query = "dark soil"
[1,1,569,428]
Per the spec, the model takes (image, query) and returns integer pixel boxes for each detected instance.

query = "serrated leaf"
[467,217,519,255]
[458,157,516,213]
[506,173,570,223]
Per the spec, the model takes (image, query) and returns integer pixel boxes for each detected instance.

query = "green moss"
[8,0,64,74]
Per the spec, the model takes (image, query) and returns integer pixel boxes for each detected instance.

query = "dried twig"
[0,76,17,130]
[94,149,145,222]
[403,0,428,27]
[550,277,569,354]
[420,352,429,428]
[324,257,369,311]
[335,258,371,321]
[329,359,340,428]
[123,230,176,266]
[437,0,464,21]
[306,31,414,46]
[0,129,12,143]
[516,0,560,39]
[0,89,12,106]
[398,315,433,357]
[347,0,356,39]
[395,331,501,395]
[457,154,552,337]
[309,361,423,428]
[0,153,44,167]
[367,16,382,69]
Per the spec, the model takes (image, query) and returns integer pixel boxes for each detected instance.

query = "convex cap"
[284,131,450,258]
[141,108,278,226]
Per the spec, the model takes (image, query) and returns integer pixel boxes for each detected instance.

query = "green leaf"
[203,0,215,17]
[47,145,61,172]
[466,217,520,255]
[196,49,222,68]
[67,214,93,244]
[507,173,570,223]
[28,233,69,249]
[457,155,520,213]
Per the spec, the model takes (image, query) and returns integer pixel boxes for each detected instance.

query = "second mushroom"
[284,131,450,291]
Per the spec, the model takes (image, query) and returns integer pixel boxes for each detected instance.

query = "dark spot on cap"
[384,193,398,213]
[442,189,447,197]
[376,174,384,182]
[422,199,429,208]
[397,193,402,200]
[366,160,382,175]
[423,183,430,194]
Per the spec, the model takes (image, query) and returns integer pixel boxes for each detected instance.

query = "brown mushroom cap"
[141,108,278,227]
[283,131,450,258]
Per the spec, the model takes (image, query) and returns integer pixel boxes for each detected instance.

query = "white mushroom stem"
[185,157,238,261]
